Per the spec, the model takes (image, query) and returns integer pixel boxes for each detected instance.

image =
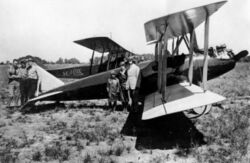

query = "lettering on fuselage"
[49,65,102,78]
[62,68,85,77]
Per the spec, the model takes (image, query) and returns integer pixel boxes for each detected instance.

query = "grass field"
[0,65,10,104]
[0,63,250,162]
[0,65,8,88]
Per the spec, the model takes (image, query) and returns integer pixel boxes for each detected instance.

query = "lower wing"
[142,82,225,120]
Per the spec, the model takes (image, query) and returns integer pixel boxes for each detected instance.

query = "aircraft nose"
[207,59,235,80]
[233,50,248,61]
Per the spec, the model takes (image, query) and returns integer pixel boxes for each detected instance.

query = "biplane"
[47,37,134,78]
[22,0,248,120]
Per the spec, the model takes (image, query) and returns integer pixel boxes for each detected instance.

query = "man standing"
[106,70,120,111]
[26,58,40,99]
[17,60,28,105]
[117,61,128,111]
[7,59,20,107]
[126,57,141,112]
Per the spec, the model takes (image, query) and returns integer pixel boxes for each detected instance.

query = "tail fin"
[35,64,64,93]
[233,50,249,61]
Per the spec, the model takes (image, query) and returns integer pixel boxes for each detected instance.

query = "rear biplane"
[47,37,134,78]
[22,0,248,120]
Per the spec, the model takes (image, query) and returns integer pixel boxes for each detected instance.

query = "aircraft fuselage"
[42,57,236,102]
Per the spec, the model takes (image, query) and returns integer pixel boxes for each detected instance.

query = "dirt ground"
[0,63,250,163]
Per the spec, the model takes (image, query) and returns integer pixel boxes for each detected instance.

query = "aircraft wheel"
[193,104,212,115]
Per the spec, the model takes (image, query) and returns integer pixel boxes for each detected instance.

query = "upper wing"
[47,37,136,79]
[144,0,227,44]
[74,36,134,55]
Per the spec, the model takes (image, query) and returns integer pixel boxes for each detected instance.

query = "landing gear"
[185,105,212,119]
[193,104,212,115]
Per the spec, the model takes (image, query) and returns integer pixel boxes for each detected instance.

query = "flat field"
[0,63,250,163]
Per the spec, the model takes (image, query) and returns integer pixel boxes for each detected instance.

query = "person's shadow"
[121,104,205,150]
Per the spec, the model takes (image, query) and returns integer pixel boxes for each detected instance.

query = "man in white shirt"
[126,57,141,111]
[26,58,40,99]
[17,59,28,105]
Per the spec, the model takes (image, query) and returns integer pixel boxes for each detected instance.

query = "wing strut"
[202,13,210,91]
[175,37,180,55]
[155,25,169,100]
[172,38,175,54]
[100,52,104,67]
[100,44,105,67]
[161,31,169,100]
[155,43,158,61]
[89,49,95,75]
[115,51,119,68]
[183,35,190,51]
[106,49,111,71]
[157,42,163,92]
[172,36,183,56]
[188,30,195,85]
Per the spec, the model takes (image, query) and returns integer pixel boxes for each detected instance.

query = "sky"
[0,0,249,62]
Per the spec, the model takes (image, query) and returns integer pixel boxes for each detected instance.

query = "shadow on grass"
[21,101,125,114]
[21,100,205,151]
[121,104,205,150]
[21,102,65,114]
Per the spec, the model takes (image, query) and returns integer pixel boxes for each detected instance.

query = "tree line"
[55,57,81,64]
[0,53,155,65]
[0,56,82,65]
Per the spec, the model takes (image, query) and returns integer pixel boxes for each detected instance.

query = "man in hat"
[26,58,40,99]
[106,70,120,111]
[126,56,141,111]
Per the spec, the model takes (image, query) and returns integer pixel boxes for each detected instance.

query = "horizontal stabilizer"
[20,91,63,111]
[142,82,225,120]
[36,65,64,92]
[28,91,63,102]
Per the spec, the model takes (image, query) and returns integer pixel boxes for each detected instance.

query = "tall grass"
[191,63,250,162]
[44,141,70,161]
[193,105,250,162]
[0,138,19,163]
[208,63,250,97]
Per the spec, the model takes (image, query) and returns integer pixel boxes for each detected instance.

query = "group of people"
[7,56,140,111]
[106,56,141,112]
[7,58,40,107]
